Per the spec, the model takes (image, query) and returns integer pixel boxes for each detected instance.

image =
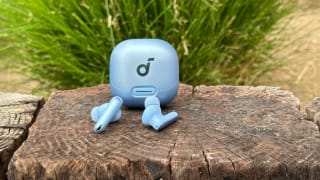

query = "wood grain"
[0,92,44,179]
[7,84,320,179]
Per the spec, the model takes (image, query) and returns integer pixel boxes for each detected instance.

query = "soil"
[0,0,319,110]
[258,1,320,110]
[0,66,39,94]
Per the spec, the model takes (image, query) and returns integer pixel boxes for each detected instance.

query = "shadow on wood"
[7,84,320,179]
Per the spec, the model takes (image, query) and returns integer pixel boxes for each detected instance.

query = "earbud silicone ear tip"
[144,96,160,107]
[91,106,99,122]
[142,96,178,131]
[91,96,123,133]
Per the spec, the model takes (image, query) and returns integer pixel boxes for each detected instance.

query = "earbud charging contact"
[131,86,157,97]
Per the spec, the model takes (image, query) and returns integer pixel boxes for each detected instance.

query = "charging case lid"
[110,39,179,108]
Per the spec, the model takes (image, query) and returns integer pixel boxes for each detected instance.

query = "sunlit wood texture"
[7,84,320,179]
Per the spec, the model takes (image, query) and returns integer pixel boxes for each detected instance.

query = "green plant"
[0,0,296,90]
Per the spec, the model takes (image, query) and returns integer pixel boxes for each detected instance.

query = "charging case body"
[110,39,179,108]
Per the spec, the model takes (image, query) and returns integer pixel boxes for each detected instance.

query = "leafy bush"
[0,0,295,89]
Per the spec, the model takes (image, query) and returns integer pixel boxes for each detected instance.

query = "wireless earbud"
[91,102,121,123]
[91,96,123,133]
[142,96,178,131]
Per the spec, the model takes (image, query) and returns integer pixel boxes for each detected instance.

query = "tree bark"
[0,92,43,179]
[306,97,320,130]
[7,84,320,179]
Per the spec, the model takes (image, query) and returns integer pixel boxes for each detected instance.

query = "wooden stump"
[306,97,320,130]
[0,92,44,179]
[7,84,320,179]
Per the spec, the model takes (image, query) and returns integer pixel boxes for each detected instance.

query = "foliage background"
[0,0,296,90]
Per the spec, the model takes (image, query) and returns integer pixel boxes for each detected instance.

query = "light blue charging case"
[110,39,179,108]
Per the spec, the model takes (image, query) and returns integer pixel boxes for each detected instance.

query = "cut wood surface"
[0,92,43,179]
[7,84,320,179]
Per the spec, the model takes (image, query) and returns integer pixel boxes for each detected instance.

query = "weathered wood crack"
[228,157,236,178]
[0,125,26,129]
[168,141,177,179]
[202,149,212,178]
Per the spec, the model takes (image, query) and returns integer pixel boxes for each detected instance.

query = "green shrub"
[0,0,295,89]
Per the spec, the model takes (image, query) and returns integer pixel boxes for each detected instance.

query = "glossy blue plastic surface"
[110,39,179,108]
[142,96,178,131]
[92,96,123,133]
[91,102,121,123]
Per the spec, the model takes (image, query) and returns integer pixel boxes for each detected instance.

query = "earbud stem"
[92,96,123,133]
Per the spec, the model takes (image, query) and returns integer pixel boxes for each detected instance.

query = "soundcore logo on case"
[136,58,155,77]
